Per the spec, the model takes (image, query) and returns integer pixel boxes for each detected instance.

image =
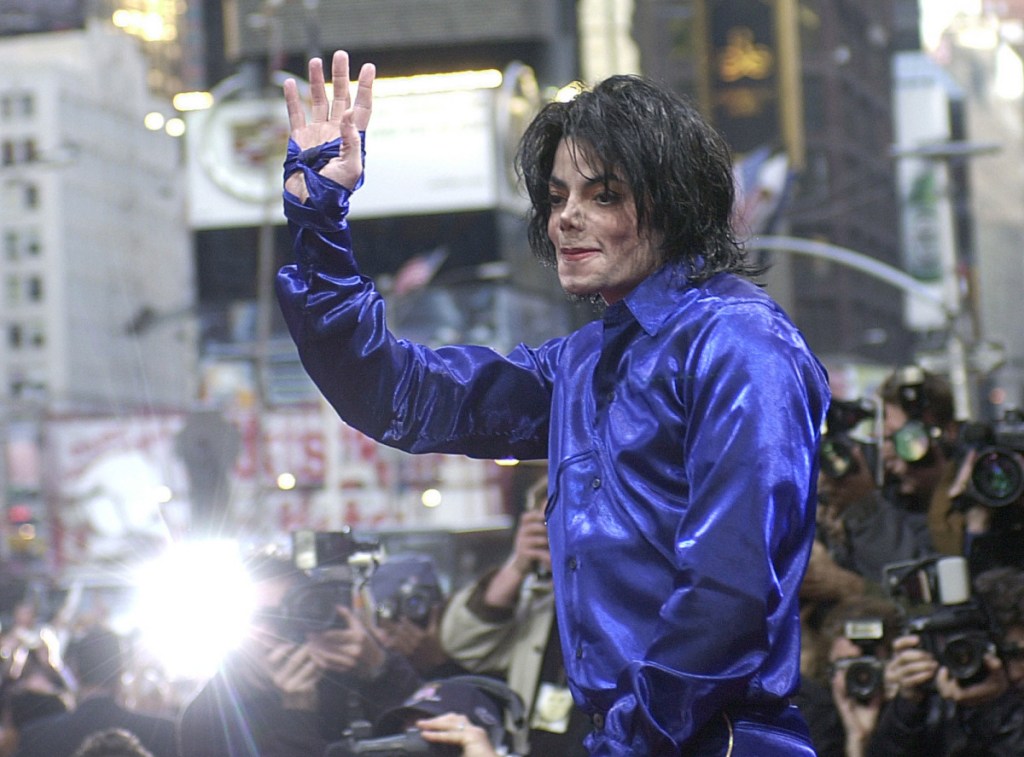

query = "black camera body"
[820,397,878,480]
[835,618,886,703]
[375,582,443,628]
[905,603,994,686]
[276,530,381,640]
[960,410,1024,509]
[325,724,442,756]
[884,556,997,687]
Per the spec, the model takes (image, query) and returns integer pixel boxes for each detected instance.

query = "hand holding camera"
[308,606,388,681]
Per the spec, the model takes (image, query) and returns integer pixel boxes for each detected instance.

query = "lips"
[559,247,599,261]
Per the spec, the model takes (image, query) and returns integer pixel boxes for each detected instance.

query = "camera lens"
[893,421,931,463]
[843,658,884,703]
[970,448,1024,507]
[941,635,988,684]
[820,437,858,479]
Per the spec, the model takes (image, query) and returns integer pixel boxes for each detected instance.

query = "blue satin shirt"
[276,169,830,755]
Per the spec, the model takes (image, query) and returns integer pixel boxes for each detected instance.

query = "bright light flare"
[134,540,254,681]
[421,488,442,508]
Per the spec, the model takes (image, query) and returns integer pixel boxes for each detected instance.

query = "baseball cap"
[374,679,502,736]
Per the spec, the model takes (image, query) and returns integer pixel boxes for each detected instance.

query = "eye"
[547,191,566,207]
[595,189,621,205]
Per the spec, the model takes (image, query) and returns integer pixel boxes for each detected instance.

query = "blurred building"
[634,0,917,373]
[191,0,587,410]
[0,0,207,96]
[937,11,1024,413]
[0,23,195,412]
[0,20,196,569]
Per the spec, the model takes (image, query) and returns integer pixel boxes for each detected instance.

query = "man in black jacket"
[14,627,177,757]
[868,567,1024,756]
[177,553,422,756]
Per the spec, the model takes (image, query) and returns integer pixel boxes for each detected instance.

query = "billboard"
[892,52,961,331]
[185,69,537,229]
[0,0,85,36]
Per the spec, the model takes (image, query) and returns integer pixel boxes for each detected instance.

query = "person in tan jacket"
[440,476,590,756]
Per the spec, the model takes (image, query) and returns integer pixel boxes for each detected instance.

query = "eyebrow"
[547,172,623,189]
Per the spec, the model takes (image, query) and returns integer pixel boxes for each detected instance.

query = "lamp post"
[890,139,1001,420]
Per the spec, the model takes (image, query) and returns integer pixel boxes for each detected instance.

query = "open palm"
[283,50,375,198]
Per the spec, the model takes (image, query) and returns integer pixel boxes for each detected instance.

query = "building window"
[24,229,41,257]
[27,321,45,348]
[26,276,42,302]
[4,231,17,261]
[0,92,32,120]
[8,323,22,349]
[5,274,20,304]
[1,139,39,166]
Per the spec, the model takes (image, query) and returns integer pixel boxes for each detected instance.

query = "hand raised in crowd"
[374,607,450,674]
[886,634,940,702]
[934,652,1008,706]
[829,663,883,757]
[264,639,321,712]
[306,605,387,680]
[415,713,500,757]
[483,509,551,608]
[283,50,376,201]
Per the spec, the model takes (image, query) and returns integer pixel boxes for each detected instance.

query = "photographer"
[866,565,1024,756]
[947,410,1024,577]
[879,366,965,557]
[177,553,421,756]
[801,597,902,757]
[440,475,590,756]
[816,401,935,588]
[369,555,463,679]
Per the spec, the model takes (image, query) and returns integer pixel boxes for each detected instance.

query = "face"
[882,402,944,498]
[1002,626,1024,690]
[546,139,662,304]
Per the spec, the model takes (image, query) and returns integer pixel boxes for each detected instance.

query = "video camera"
[956,409,1024,509]
[884,556,996,686]
[819,397,878,480]
[276,529,381,639]
[831,618,887,703]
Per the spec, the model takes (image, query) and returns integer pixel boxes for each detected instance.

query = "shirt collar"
[617,259,696,336]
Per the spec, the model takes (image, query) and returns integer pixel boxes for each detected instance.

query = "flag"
[392,247,449,297]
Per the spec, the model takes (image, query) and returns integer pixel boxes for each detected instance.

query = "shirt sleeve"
[274,175,555,461]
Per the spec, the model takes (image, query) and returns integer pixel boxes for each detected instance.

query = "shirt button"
[592,713,605,730]
[568,557,577,570]
[591,477,601,489]
[575,644,584,659]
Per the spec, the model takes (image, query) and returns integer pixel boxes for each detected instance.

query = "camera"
[820,397,878,480]
[276,530,381,640]
[958,410,1024,509]
[325,723,438,756]
[376,582,442,628]
[884,556,996,686]
[833,619,886,703]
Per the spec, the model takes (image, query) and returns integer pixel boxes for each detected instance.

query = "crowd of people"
[5,362,1024,757]
[798,365,1024,756]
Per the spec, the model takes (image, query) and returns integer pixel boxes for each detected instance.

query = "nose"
[557,194,583,231]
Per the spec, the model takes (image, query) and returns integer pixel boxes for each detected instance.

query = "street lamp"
[890,139,1002,420]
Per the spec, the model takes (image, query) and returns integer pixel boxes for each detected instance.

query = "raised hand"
[283,50,375,200]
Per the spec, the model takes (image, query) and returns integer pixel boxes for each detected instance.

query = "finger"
[351,62,375,131]
[329,50,351,123]
[308,57,329,122]
[283,78,307,132]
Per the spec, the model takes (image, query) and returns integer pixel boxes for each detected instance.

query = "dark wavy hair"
[515,75,755,283]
